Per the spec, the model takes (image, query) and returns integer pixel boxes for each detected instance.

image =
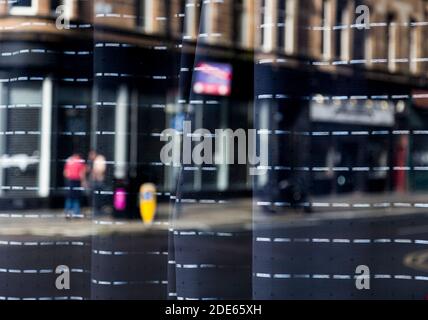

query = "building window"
[284,0,296,55]
[95,1,113,15]
[409,19,419,74]
[277,0,287,52]
[232,0,254,48]
[277,0,297,54]
[352,27,365,64]
[51,0,74,19]
[321,0,333,60]
[260,0,266,47]
[139,0,154,32]
[184,0,200,40]
[51,0,63,12]
[176,0,186,37]
[232,0,247,46]
[158,0,171,35]
[261,0,273,51]
[335,0,350,61]
[10,0,38,15]
[352,0,374,66]
[200,1,212,36]
[386,12,397,72]
[234,0,258,49]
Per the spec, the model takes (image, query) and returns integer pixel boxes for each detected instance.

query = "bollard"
[139,183,157,224]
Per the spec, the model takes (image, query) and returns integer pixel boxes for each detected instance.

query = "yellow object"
[139,183,157,224]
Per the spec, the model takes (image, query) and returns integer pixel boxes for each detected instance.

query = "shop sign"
[193,62,233,96]
[310,98,395,126]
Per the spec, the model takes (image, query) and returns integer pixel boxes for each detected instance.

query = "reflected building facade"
[0,0,427,301]
[1,0,428,210]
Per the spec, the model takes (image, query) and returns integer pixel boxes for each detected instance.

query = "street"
[0,195,426,300]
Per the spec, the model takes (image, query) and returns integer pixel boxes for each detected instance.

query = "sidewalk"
[254,191,428,212]
[174,192,428,229]
[1,192,427,237]
[304,192,428,218]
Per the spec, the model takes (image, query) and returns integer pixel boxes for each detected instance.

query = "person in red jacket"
[64,153,87,218]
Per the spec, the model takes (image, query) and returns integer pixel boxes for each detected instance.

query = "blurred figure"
[64,153,87,219]
[395,135,409,193]
[88,151,107,216]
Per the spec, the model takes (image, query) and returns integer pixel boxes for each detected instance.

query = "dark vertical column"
[169,1,253,300]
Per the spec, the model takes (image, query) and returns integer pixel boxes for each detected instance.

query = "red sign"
[193,62,233,96]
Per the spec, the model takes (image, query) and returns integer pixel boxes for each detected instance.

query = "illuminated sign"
[193,62,232,96]
[310,97,395,127]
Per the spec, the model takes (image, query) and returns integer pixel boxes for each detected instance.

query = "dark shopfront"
[254,63,417,207]
[309,97,396,196]
[0,38,93,210]
[408,91,428,192]
[93,37,255,218]
[304,69,423,198]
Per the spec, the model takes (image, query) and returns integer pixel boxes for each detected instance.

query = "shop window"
[2,82,44,196]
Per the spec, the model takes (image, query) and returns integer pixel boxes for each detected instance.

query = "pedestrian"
[64,153,86,219]
[88,151,107,216]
